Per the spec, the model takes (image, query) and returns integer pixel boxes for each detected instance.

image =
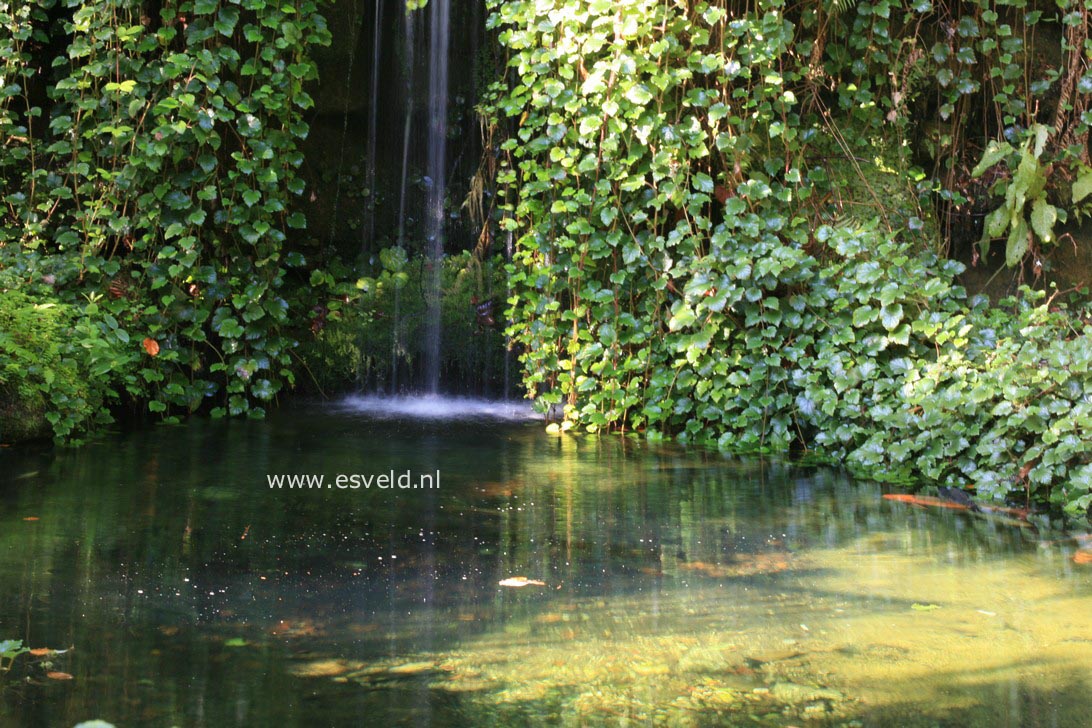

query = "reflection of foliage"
[3,416,1085,722]
[0,640,28,673]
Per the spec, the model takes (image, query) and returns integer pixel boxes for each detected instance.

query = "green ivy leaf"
[1029,197,1056,242]
[1073,167,1092,204]
[1005,215,1030,266]
[880,304,904,331]
[668,303,696,331]
[971,141,1013,177]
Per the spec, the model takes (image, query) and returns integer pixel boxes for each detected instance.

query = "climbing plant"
[484,0,1092,516]
[973,124,1092,266]
[0,0,334,434]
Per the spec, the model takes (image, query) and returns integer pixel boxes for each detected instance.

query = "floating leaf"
[883,494,970,511]
[46,671,74,680]
[499,577,546,588]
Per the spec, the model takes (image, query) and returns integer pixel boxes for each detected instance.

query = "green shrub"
[0,0,333,425]
[301,250,510,395]
[0,289,127,442]
[484,0,1092,516]
[851,290,1092,517]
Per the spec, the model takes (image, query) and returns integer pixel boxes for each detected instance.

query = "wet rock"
[389,661,437,675]
[769,680,844,704]
[630,662,671,676]
[678,646,735,672]
[716,671,765,691]
[744,648,806,667]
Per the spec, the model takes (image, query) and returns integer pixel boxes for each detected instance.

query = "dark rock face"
[0,386,50,444]
[955,218,1092,302]
[301,0,488,261]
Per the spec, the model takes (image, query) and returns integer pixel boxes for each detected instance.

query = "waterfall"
[363,0,384,259]
[329,5,362,253]
[503,226,513,399]
[391,4,417,394]
[335,4,365,387]
[422,0,450,394]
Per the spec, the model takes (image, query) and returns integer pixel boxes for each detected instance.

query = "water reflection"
[0,406,1089,726]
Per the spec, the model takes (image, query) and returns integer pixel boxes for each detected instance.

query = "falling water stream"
[328,4,361,253]
[503,224,514,400]
[422,0,450,394]
[391,4,417,394]
[363,0,384,258]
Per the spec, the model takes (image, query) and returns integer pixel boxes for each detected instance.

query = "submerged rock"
[769,680,844,704]
[677,646,736,673]
[388,661,437,675]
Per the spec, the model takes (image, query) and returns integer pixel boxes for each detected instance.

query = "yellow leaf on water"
[499,577,546,588]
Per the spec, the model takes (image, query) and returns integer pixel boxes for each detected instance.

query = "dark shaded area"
[300,0,489,264]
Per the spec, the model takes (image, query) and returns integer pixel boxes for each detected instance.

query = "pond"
[1,400,1091,727]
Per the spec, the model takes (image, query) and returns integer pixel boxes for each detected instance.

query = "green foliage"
[303,251,509,394]
[0,639,28,672]
[852,289,1092,517]
[0,288,129,442]
[0,0,332,431]
[974,124,1066,266]
[484,0,1092,515]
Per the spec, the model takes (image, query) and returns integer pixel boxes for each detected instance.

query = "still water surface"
[1,402,1090,726]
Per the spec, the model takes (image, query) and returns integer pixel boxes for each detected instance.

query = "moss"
[0,385,50,443]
